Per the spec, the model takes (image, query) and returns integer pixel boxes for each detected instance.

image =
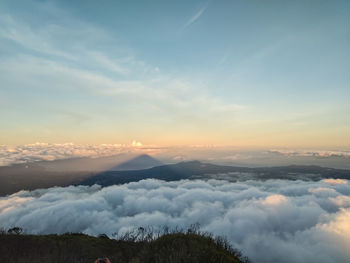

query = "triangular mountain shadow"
[109,154,162,171]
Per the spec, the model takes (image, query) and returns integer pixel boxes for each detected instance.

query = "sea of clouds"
[2,143,350,169]
[269,149,350,158]
[0,178,349,263]
[0,142,149,166]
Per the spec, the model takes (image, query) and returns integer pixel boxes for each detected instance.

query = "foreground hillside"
[0,231,247,263]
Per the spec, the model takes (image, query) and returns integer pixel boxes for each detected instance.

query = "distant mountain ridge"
[109,154,162,171]
[80,161,350,187]
[1,159,350,196]
[0,154,160,196]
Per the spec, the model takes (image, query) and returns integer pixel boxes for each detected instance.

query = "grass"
[0,226,249,263]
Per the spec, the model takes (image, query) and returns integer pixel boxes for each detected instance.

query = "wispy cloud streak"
[184,4,208,29]
[0,4,245,134]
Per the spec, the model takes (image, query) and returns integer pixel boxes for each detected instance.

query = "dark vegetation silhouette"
[94,258,111,263]
[0,225,250,263]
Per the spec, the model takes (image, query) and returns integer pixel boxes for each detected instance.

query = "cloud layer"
[0,142,159,166]
[269,149,350,158]
[2,142,350,170]
[0,4,245,144]
[0,179,349,263]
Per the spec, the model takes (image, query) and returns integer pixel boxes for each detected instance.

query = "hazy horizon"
[1,142,350,169]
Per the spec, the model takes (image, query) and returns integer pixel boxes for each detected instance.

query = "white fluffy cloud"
[270,149,350,158]
[3,143,350,169]
[0,179,349,263]
[324,178,348,185]
[0,142,159,166]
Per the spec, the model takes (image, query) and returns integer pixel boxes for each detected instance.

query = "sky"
[0,0,349,148]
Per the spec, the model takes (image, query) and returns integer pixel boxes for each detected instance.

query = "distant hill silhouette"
[1,159,350,196]
[81,160,230,186]
[80,161,350,187]
[0,154,153,196]
[109,154,162,171]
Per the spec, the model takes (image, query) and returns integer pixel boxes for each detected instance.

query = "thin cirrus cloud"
[183,3,208,29]
[0,8,244,135]
[0,178,349,263]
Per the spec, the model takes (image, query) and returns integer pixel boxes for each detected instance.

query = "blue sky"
[0,0,349,147]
